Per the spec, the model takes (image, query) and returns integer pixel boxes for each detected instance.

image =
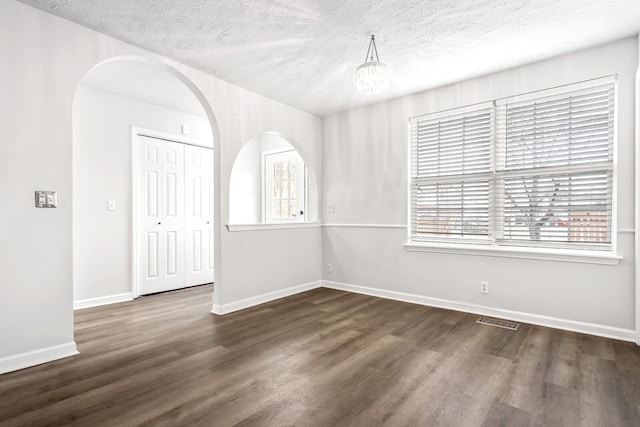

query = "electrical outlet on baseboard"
[480,281,489,294]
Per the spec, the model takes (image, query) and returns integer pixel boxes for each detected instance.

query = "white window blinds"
[409,104,493,241]
[409,76,616,251]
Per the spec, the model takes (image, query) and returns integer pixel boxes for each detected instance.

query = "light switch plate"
[35,191,57,208]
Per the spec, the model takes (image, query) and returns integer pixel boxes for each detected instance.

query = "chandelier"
[355,34,391,96]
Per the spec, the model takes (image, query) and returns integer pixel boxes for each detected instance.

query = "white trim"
[404,242,622,265]
[619,228,635,234]
[323,280,425,306]
[211,281,321,315]
[322,223,406,229]
[322,224,623,265]
[322,280,635,342]
[0,342,78,375]
[226,222,321,232]
[131,128,140,298]
[612,72,620,264]
[132,126,213,149]
[635,43,640,346]
[74,293,134,310]
[495,75,618,105]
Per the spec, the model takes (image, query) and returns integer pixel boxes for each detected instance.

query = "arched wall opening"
[72,55,221,311]
[229,132,319,225]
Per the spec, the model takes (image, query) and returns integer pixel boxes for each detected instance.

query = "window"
[409,76,616,252]
[264,149,307,223]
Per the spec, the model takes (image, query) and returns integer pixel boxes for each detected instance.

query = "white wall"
[322,37,638,338]
[229,135,263,224]
[73,85,212,305]
[0,1,321,373]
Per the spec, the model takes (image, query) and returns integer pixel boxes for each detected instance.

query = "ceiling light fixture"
[355,34,391,96]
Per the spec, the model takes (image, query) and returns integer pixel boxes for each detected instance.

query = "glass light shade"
[355,61,391,96]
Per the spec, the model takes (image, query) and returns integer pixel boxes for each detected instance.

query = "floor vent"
[476,317,520,331]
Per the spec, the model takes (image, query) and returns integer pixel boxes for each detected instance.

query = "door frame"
[131,126,212,298]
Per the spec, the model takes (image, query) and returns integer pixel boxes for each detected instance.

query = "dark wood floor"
[1,285,639,426]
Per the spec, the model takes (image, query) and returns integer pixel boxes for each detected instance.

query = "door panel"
[166,230,178,276]
[165,173,178,217]
[146,232,159,278]
[138,135,186,295]
[192,230,202,271]
[191,176,202,217]
[184,144,214,286]
[146,171,159,217]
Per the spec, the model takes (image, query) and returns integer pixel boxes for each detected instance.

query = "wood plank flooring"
[1,284,639,426]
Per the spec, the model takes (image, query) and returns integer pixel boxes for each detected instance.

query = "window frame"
[406,76,620,263]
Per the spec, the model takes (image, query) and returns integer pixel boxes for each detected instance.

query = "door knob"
[157,222,161,225]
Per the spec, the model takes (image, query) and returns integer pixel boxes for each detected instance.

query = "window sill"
[226,222,321,232]
[404,242,622,265]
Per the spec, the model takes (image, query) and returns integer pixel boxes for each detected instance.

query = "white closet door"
[184,144,214,286]
[138,136,185,295]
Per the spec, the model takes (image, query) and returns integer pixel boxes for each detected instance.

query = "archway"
[229,132,319,226]
[72,56,221,313]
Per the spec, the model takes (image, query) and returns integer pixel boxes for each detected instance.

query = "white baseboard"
[74,293,134,310]
[0,342,78,375]
[322,280,636,342]
[323,281,426,306]
[211,281,322,315]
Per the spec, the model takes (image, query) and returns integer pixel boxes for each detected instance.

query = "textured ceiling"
[18,0,640,116]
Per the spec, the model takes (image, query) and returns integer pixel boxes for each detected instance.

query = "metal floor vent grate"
[476,317,520,331]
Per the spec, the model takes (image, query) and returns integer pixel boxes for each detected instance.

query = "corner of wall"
[0,342,78,375]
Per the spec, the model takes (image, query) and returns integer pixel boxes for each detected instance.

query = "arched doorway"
[72,56,221,313]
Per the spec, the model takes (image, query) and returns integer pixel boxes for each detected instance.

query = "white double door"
[138,135,213,295]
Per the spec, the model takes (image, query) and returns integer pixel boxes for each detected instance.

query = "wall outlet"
[480,281,489,294]
[34,190,57,208]
[327,263,333,273]
[327,202,335,213]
